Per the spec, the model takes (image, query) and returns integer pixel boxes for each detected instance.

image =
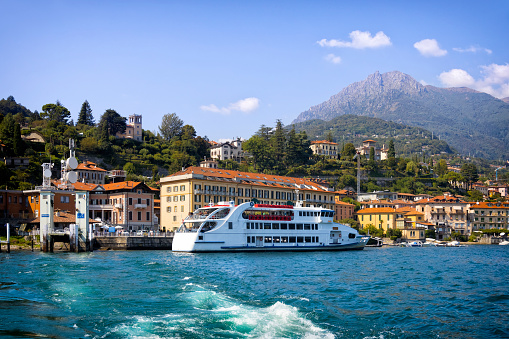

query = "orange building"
[334,198,355,221]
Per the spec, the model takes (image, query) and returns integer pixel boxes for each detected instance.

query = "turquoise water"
[1,246,508,338]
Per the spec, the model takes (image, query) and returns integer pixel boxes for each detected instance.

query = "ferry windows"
[264,223,271,230]
[281,237,288,243]
[247,236,251,243]
[280,223,287,230]
[273,236,280,243]
[305,236,311,243]
[272,223,279,230]
[304,224,311,230]
[348,233,356,239]
[297,224,303,230]
[299,211,303,217]
[297,236,304,243]
[289,223,296,230]
[289,236,296,243]
[264,236,272,243]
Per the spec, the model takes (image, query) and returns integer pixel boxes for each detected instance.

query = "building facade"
[209,139,243,162]
[356,207,397,233]
[469,202,509,231]
[334,199,355,221]
[310,140,339,159]
[160,166,336,231]
[356,140,388,161]
[116,114,142,142]
[415,194,470,239]
[76,161,107,185]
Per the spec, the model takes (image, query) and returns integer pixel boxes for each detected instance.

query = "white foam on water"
[106,285,334,338]
[183,276,191,280]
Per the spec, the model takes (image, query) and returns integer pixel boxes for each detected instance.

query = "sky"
[1,0,508,142]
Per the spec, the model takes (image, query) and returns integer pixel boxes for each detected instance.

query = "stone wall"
[94,236,173,250]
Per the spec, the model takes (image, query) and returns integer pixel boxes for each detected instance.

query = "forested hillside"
[291,114,454,158]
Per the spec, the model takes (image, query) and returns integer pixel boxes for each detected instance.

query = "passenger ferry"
[172,201,370,252]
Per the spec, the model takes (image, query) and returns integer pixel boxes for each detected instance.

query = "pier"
[94,234,173,250]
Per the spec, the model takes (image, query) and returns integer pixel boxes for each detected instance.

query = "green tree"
[77,100,95,126]
[388,139,395,158]
[159,113,183,140]
[98,109,126,140]
[342,142,357,158]
[461,163,479,190]
[40,101,71,124]
[434,159,448,177]
[123,162,136,175]
[243,135,272,171]
[270,120,286,173]
[406,160,418,176]
[467,190,484,202]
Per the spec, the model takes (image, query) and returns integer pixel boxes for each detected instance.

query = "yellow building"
[396,210,426,241]
[310,140,339,159]
[160,166,336,231]
[356,207,396,233]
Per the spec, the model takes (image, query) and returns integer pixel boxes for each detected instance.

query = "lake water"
[1,245,508,338]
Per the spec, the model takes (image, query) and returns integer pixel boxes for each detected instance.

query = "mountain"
[291,114,454,158]
[292,71,509,160]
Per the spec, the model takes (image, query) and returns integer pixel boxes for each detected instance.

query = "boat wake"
[106,283,334,338]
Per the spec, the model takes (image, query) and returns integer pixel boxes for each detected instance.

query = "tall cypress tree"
[77,100,94,126]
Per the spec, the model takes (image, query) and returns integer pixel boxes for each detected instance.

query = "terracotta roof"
[76,161,107,172]
[356,207,396,214]
[404,211,424,216]
[363,139,377,143]
[425,195,467,204]
[311,140,338,145]
[165,167,332,193]
[335,201,355,206]
[27,211,96,224]
[470,202,509,209]
[396,207,416,213]
[102,181,142,191]
[72,182,100,191]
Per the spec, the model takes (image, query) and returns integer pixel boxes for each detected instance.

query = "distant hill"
[291,114,454,158]
[292,71,509,160]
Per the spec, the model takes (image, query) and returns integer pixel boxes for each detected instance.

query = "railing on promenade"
[93,231,174,237]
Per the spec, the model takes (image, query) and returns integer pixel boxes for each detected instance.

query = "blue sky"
[1,0,508,142]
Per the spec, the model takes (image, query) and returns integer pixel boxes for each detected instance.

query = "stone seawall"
[94,236,173,250]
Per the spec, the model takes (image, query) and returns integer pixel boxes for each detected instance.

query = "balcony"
[114,204,123,209]
[134,203,148,209]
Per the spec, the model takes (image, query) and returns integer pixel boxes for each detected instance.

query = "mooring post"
[6,223,10,253]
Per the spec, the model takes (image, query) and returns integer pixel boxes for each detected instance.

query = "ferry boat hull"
[172,202,370,252]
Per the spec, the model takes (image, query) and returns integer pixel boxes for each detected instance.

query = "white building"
[210,138,243,162]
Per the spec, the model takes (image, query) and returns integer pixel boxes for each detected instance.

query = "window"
[180,195,185,201]
[167,207,171,212]
[180,185,185,191]
[138,211,142,220]
[129,198,133,205]
[181,206,184,212]
[174,186,178,192]
[129,211,133,220]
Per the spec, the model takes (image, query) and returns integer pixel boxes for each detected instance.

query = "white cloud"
[317,30,391,49]
[414,39,447,57]
[325,53,341,64]
[439,69,475,87]
[439,63,509,98]
[200,97,260,115]
[453,45,492,54]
